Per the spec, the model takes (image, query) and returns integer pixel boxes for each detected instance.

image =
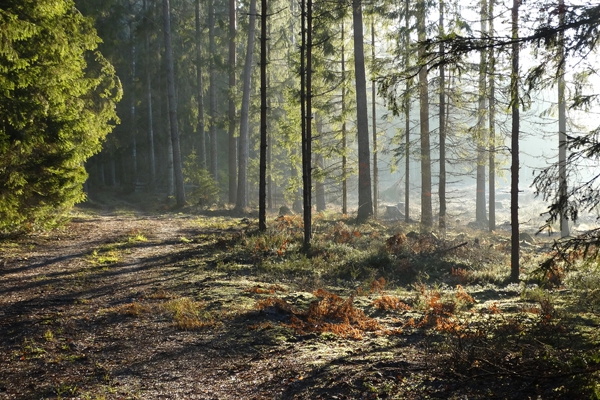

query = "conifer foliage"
[0,0,121,233]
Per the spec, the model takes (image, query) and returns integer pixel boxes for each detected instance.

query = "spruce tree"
[0,0,121,233]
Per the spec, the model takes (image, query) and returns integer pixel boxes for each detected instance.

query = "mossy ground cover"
[0,204,599,399]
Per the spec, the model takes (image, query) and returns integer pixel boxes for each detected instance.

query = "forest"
[1,0,600,398]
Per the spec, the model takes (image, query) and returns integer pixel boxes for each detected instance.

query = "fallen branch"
[433,242,468,255]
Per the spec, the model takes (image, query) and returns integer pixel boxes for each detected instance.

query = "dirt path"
[0,213,440,400]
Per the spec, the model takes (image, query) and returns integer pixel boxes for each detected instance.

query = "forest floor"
[1,197,599,399]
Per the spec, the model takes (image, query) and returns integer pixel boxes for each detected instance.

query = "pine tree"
[0,0,121,233]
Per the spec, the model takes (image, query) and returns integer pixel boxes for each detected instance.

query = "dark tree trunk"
[129,21,138,185]
[417,0,432,230]
[510,0,520,282]
[259,0,267,231]
[558,0,569,237]
[166,97,174,197]
[162,0,186,207]
[353,0,373,223]
[145,0,157,188]
[195,0,206,168]
[341,21,347,216]
[488,0,496,231]
[208,0,218,180]
[300,0,312,247]
[371,21,378,219]
[266,22,273,211]
[476,0,488,224]
[228,0,237,204]
[438,0,446,233]
[235,0,257,211]
[405,0,410,223]
[316,117,326,212]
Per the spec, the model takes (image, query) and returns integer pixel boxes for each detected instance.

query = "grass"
[127,231,148,243]
[104,294,217,331]
[161,297,214,330]
[88,248,120,266]
[86,231,151,267]
[207,213,600,397]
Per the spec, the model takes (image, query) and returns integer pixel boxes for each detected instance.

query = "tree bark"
[305,0,312,237]
[208,0,218,180]
[300,0,313,247]
[341,21,348,216]
[266,22,273,211]
[353,0,373,223]
[558,0,569,237]
[316,116,326,212]
[235,0,257,211]
[405,0,410,223]
[259,0,267,231]
[510,0,520,282]
[228,0,237,204]
[371,21,378,219]
[488,0,496,231]
[476,0,488,224]
[166,99,174,197]
[439,0,446,233]
[417,0,432,230]
[145,0,157,189]
[162,0,186,207]
[195,0,207,169]
[129,20,138,186]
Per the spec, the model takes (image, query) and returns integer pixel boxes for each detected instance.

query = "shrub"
[183,150,220,206]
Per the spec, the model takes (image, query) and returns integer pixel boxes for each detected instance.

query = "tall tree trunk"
[208,0,218,180]
[341,21,348,215]
[166,99,174,197]
[371,21,378,219]
[266,21,273,211]
[259,0,267,231]
[145,0,157,189]
[558,0,569,237]
[162,0,186,207]
[476,0,488,223]
[405,0,411,223]
[235,0,257,211]
[510,0,520,282]
[157,56,172,196]
[195,0,206,168]
[488,0,496,231]
[353,0,373,223]
[316,116,326,212]
[129,21,138,186]
[438,0,446,233]
[228,0,237,204]
[290,0,302,215]
[417,0,432,229]
[300,0,313,247]
[315,153,326,212]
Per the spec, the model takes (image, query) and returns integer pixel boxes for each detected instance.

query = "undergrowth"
[247,272,600,398]
[196,212,600,398]
[255,287,399,340]
[226,216,514,288]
